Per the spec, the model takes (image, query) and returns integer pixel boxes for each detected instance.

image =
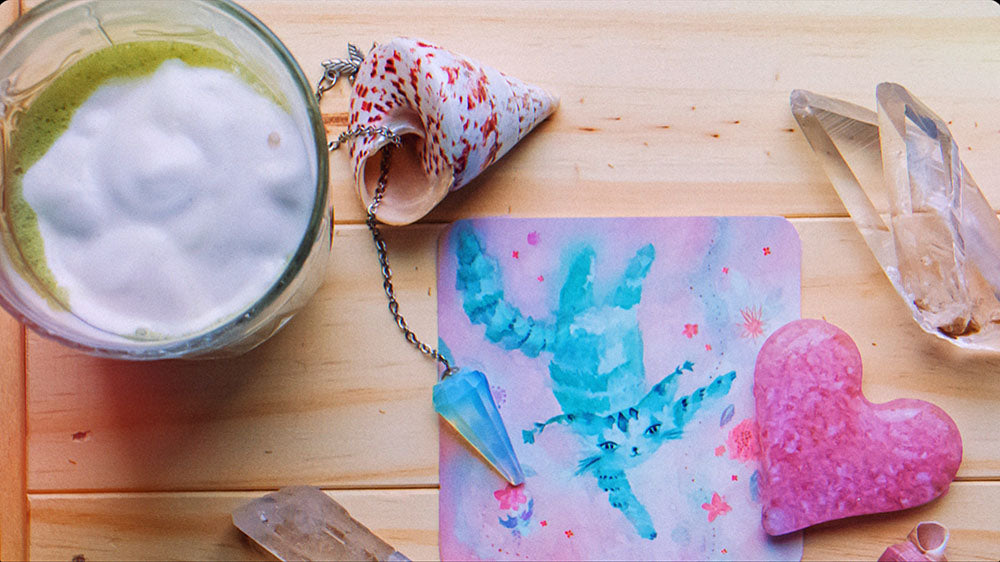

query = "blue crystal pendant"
[433,369,525,485]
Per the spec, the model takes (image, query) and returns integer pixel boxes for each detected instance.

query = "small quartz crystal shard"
[791,84,1000,349]
[433,369,526,485]
[232,486,410,562]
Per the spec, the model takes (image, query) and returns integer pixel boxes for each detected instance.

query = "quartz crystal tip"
[232,486,410,561]
[791,82,1000,350]
[433,369,526,485]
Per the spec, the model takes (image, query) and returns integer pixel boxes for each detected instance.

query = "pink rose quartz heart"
[753,319,962,535]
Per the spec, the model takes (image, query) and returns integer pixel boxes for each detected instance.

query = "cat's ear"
[616,412,629,432]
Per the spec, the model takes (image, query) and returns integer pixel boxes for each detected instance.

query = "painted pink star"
[722,267,729,274]
[493,484,527,510]
[512,250,519,259]
[762,247,771,256]
[702,492,732,522]
[706,344,713,351]
[714,445,726,457]
[682,323,698,338]
[537,275,545,282]
[739,305,765,339]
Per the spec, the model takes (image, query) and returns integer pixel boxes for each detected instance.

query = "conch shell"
[349,38,559,225]
[878,521,950,561]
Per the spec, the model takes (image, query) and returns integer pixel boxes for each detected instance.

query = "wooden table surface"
[3,1,1000,560]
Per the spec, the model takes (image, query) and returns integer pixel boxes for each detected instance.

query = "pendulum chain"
[319,47,456,377]
[365,147,457,378]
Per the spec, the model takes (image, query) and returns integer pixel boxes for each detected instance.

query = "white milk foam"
[22,60,315,337]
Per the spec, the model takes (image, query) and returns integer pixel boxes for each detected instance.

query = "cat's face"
[595,408,666,469]
[575,406,682,474]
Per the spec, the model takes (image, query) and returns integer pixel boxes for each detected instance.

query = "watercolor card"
[437,217,804,561]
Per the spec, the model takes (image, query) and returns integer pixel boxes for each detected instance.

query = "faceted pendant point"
[434,369,526,485]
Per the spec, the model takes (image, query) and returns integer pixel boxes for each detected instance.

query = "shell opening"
[910,521,948,555]
[360,131,452,226]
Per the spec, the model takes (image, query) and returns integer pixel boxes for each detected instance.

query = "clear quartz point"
[791,83,1000,348]
[433,369,526,485]
[232,486,410,561]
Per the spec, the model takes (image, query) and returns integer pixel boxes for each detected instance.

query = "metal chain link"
[367,147,458,378]
[317,44,457,378]
[328,125,401,152]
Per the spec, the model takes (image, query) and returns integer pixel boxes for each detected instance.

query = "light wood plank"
[0,311,27,562]
[802,481,1000,562]
[28,489,438,561]
[26,220,1000,493]
[262,0,1000,224]
[1,5,27,561]
[27,226,441,492]
[8,2,1000,560]
[17,1,1000,224]
[26,483,1000,561]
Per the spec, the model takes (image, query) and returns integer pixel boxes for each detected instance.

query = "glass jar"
[0,0,330,358]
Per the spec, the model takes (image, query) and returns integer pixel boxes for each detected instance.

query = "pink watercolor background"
[437,217,803,561]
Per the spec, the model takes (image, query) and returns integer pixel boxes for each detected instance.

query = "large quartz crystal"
[232,486,410,561]
[791,83,1000,349]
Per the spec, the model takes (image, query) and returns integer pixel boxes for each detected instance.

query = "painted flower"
[726,418,760,463]
[702,492,732,522]
[682,323,699,338]
[739,305,765,340]
[494,484,527,510]
[490,385,507,408]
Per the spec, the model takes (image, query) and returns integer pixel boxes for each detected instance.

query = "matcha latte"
[4,40,316,339]
[0,0,329,357]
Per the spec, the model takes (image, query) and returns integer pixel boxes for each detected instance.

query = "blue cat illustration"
[453,224,735,540]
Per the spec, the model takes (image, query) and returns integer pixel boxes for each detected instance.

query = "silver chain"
[327,125,400,152]
[319,44,457,378]
[366,147,457,377]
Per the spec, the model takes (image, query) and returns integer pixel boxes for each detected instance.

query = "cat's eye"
[598,440,619,451]
[644,423,662,436]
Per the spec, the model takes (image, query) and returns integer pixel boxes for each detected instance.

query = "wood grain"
[25,483,1000,562]
[261,0,1000,225]
[7,1,1000,560]
[28,489,439,561]
[0,315,26,562]
[26,221,1000,494]
[27,226,441,492]
[20,0,1000,225]
[2,4,26,561]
